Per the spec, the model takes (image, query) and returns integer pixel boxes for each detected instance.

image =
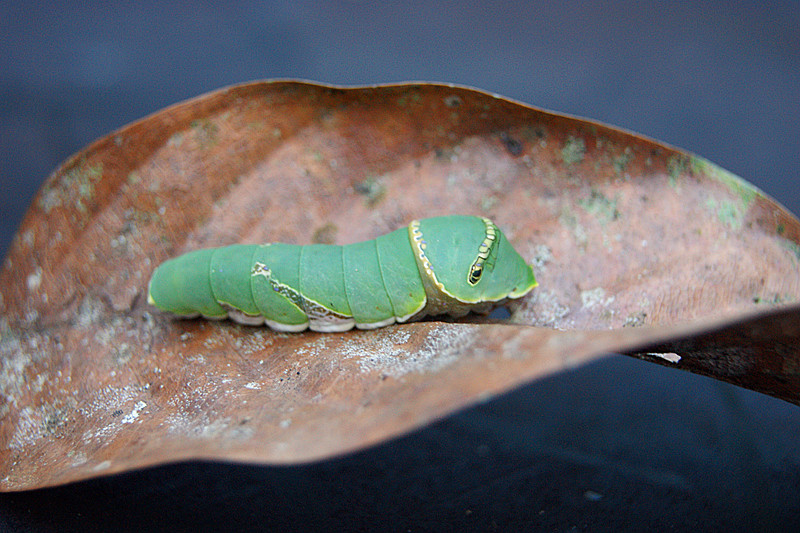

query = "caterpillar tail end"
[147,249,227,318]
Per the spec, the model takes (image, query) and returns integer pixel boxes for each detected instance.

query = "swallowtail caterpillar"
[147,215,537,332]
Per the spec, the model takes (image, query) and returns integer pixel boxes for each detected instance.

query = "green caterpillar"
[147,215,537,332]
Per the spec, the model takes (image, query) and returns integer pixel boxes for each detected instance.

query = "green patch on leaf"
[396,91,422,107]
[480,195,498,212]
[752,293,793,305]
[613,149,633,176]
[692,157,759,209]
[667,154,689,188]
[312,223,338,244]
[561,136,586,166]
[705,197,744,230]
[558,206,588,249]
[354,176,386,207]
[779,238,800,262]
[578,189,620,222]
[190,119,219,147]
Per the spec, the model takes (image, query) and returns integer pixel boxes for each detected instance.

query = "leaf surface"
[1,81,798,491]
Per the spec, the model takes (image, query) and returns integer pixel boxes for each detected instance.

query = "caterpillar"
[147,215,537,332]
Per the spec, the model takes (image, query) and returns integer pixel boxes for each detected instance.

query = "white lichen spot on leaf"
[121,401,147,424]
[338,324,476,377]
[37,163,103,216]
[580,287,615,309]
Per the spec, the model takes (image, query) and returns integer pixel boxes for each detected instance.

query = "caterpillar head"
[409,216,537,306]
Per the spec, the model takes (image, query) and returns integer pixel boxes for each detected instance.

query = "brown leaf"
[1,81,798,491]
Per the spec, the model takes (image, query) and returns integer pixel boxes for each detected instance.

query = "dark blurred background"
[1,2,799,531]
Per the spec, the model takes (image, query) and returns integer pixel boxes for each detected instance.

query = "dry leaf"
[1,81,798,491]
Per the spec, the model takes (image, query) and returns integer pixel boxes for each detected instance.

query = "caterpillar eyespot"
[147,215,538,332]
[468,264,483,285]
